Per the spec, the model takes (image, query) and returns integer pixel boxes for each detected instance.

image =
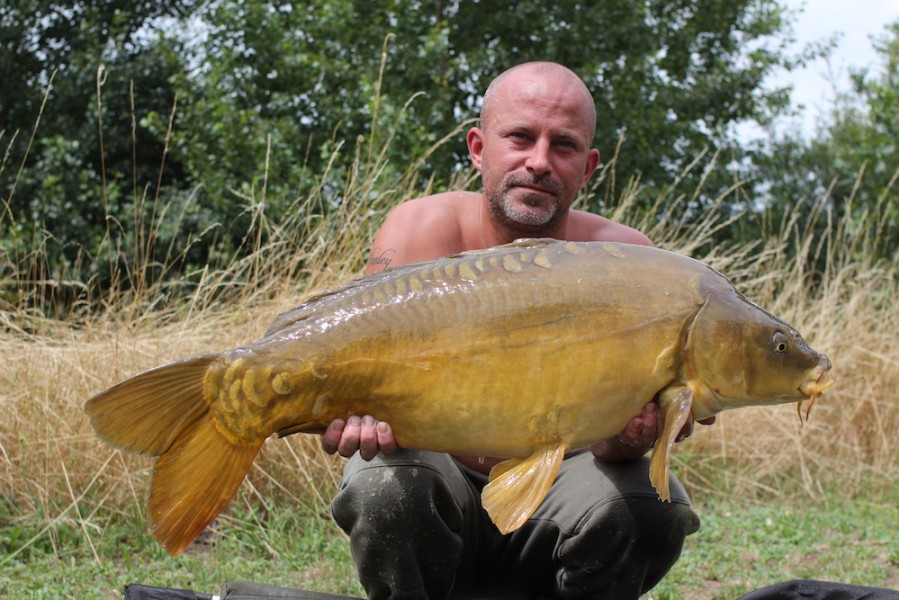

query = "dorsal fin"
[449,238,559,259]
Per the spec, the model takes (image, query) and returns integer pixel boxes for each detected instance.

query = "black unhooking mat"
[125,582,363,600]
[737,581,899,600]
[126,579,899,599]
[124,584,211,600]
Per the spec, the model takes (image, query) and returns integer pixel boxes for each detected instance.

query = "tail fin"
[85,355,262,555]
[150,413,262,555]
[85,356,218,455]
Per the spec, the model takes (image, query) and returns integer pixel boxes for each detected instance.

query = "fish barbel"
[85,239,834,555]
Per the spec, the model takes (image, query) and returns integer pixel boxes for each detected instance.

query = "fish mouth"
[796,367,835,422]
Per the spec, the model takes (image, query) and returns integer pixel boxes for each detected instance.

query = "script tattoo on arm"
[367,247,396,272]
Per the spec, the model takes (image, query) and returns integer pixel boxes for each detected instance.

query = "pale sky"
[761,0,899,137]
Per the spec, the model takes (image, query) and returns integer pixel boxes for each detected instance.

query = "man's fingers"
[321,419,346,455]
[358,415,379,460]
[642,402,659,424]
[639,403,659,443]
[376,421,398,455]
[676,420,694,443]
[325,415,395,460]
[337,415,363,458]
[617,402,660,447]
[675,415,716,443]
[613,402,718,448]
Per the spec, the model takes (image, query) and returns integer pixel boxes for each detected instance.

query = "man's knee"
[331,453,464,535]
[556,496,699,599]
[330,453,469,599]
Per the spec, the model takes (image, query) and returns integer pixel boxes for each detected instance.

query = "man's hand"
[321,415,398,461]
[589,402,716,462]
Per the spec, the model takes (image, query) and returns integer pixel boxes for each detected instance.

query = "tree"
[173,0,803,214]
[1,1,200,304]
[748,20,899,261]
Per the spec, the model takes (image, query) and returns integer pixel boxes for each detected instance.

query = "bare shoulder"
[382,191,478,224]
[366,192,480,273]
[567,209,653,247]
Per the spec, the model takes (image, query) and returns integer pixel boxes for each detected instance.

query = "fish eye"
[772,331,789,353]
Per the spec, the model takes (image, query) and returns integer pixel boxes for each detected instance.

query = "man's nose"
[525,138,551,177]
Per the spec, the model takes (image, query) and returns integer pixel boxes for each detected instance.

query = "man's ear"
[581,148,600,188]
[467,127,485,170]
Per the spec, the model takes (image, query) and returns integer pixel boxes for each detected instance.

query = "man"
[321,62,710,600]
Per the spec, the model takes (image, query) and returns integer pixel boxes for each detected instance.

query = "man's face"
[469,71,599,234]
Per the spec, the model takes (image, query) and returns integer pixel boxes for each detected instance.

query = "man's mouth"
[519,185,553,195]
[506,180,560,197]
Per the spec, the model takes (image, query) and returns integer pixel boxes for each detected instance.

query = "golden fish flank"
[85,239,834,556]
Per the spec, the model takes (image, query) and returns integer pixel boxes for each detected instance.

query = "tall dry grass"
[1,128,896,565]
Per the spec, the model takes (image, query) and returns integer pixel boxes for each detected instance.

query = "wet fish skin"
[85,239,833,555]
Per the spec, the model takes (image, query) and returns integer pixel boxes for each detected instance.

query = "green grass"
[0,499,364,599]
[652,498,899,599]
[3,487,896,599]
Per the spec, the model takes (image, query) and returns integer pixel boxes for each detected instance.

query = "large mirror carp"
[86,239,834,555]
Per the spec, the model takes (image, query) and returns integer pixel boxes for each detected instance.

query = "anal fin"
[650,386,694,501]
[481,443,568,534]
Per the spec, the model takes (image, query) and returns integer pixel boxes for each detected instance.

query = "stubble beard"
[486,173,568,235]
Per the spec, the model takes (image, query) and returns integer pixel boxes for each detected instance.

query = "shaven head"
[480,62,597,141]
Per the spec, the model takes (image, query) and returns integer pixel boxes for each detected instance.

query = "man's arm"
[364,195,468,274]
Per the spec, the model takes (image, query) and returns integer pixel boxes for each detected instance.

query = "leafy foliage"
[1,1,196,309]
[746,20,899,261]
[170,0,802,206]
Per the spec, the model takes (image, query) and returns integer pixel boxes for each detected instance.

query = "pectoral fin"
[650,387,694,502]
[481,443,568,534]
